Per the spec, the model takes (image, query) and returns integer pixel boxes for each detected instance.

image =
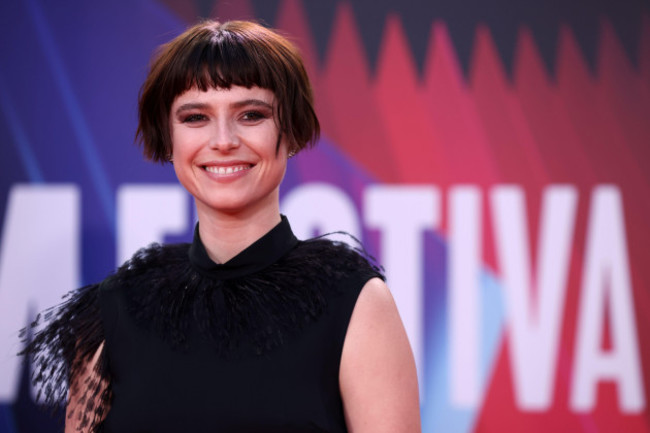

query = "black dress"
[22,216,383,433]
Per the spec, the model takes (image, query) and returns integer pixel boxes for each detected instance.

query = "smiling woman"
[21,19,421,433]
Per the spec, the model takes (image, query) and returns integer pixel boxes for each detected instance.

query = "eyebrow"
[174,102,208,115]
[174,99,273,116]
[231,99,273,110]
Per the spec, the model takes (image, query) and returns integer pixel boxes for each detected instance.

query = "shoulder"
[341,278,405,349]
[348,278,397,320]
[339,278,421,432]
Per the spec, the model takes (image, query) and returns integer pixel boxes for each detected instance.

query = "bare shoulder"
[340,278,421,433]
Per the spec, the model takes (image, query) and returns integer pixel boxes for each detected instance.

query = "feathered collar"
[108,215,383,356]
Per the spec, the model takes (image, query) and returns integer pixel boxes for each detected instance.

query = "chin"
[204,200,248,214]
[198,196,265,216]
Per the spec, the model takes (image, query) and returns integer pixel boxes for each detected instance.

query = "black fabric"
[189,215,299,279]
[23,216,383,433]
[20,283,111,432]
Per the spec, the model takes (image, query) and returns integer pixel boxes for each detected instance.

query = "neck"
[195,200,282,264]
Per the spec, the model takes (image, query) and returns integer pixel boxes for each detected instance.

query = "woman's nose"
[209,119,240,151]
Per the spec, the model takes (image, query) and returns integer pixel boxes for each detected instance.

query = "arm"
[65,342,109,433]
[339,278,421,433]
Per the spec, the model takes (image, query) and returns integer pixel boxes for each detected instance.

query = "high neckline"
[188,215,298,279]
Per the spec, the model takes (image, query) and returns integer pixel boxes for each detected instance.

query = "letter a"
[571,186,644,412]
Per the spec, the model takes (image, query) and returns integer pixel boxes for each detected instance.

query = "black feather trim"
[112,237,384,355]
[19,283,111,433]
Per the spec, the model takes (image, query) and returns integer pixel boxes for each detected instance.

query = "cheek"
[170,126,182,157]
[170,125,186,152]
[170,130,199,184]
[171,157,189,186]
[171,128,201,159]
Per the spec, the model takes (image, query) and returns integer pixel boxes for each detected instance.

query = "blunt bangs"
[175,28,274,96]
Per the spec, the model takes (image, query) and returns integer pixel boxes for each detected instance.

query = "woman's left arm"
[340,277,422,433]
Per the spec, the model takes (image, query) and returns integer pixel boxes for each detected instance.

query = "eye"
[241,110,269,122]
[182,113,208,123]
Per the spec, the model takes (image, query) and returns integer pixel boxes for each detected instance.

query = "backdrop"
[1,0,649,432]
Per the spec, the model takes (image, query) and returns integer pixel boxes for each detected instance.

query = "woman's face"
[170,85,288,217]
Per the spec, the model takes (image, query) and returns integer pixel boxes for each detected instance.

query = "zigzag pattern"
[214,1,650,431]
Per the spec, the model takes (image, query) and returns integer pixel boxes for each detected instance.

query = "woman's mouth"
[203,164,254,175]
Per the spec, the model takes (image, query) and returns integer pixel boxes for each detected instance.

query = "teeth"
[205,165,251,175]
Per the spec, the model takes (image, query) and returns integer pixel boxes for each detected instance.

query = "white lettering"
[570,186,644,412]
[491,185,577,410]
[449,186,482,407]
[281,183,361,241]
[0,184,79,401]
[117,185,189,265]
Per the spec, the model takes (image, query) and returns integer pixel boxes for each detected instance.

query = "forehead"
[172,85,276,107]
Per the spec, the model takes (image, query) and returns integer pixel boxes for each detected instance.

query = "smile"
[204,164,253,175]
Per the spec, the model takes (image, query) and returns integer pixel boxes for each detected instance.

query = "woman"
[23,20,420,433]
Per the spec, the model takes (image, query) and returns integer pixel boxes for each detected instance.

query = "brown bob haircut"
[137,20,320,163]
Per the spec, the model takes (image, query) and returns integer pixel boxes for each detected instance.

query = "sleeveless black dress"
[22,216,383,433]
